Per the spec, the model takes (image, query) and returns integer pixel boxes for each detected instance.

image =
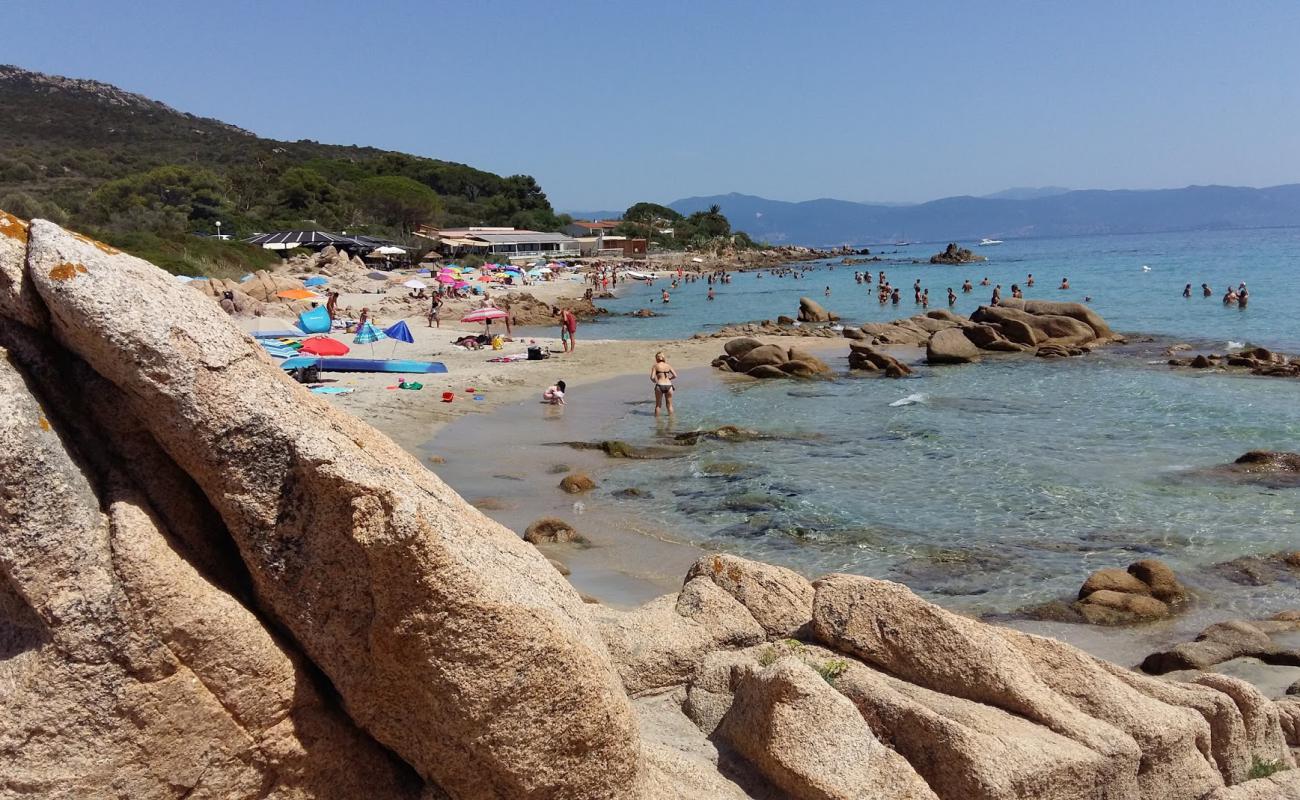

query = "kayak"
[280,356,448,374]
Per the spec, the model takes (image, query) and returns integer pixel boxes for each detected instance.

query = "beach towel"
[309,386,354,395]
[486,353,529,363]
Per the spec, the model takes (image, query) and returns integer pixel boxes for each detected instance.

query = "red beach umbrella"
[299,336,350,356]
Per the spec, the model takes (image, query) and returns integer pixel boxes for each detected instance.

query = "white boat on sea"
[979,238,1003,246]
[624,270,657,281]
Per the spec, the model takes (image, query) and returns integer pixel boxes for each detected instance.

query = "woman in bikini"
[651,351,677,417]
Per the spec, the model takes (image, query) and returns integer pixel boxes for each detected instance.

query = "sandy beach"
[237,272,845,444]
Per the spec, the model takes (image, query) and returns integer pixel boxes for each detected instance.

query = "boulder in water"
[797,296,836,323]
[926,328,981,364]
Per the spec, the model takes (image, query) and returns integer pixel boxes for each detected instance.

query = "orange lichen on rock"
[0,210,29,244]
[70,231,119,255]
[48,262,89,282]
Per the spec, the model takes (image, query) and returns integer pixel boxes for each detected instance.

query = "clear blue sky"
[8,1,1300,211]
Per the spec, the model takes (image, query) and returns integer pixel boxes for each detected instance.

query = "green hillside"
[0,65,567,275]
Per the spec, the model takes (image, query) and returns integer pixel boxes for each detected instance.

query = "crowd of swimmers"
[1184,282,1250,307]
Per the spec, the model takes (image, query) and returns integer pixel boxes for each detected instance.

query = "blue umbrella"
[353,321,387,356]
[383,319,415,356]
[304,276,328,287]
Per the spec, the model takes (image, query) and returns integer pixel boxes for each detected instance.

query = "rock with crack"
[715,657,939,800]
[0,338,428,800]
[15,218,643,799]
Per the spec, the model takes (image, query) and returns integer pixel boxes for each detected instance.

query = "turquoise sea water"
[591,228,1300,350]
[447,228,1300,617]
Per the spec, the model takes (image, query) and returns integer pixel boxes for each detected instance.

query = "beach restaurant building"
[416,226,580,262]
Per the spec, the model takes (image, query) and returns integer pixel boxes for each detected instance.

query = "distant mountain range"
[661,187,1300,246]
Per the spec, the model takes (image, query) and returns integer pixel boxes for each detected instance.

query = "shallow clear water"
[443,228,1300,619]
[588,354,1300,615]
[592,228,1300,350]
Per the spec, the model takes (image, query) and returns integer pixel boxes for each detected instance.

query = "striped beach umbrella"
[353,321,387,356]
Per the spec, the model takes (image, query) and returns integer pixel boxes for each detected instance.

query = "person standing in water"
[1026,273,1035,287]
[1183,283,1192,298]
[1059,277,1070,290]
[947,287,957,306]
[1202,283,1212,297]
[991,284,1002,305]
[962,279,973,293]
[707,287,715,301]
[651,352,677,417]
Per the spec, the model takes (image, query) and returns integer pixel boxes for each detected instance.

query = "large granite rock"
[716,658,939,800]
[0,210,47,330]
[0,335,424,800]
[16,219,643,799]
[811,573,1226,800]
[596,577,765,695]
[685,553,814,638]
[926,327,982,364]
[797,296,836,322]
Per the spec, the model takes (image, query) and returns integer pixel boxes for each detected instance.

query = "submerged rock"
[523,517,586,545]
[559,472,597,493]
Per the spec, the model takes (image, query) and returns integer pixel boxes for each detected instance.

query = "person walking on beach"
[427,294,442,328]
[651,352,677,417]
[326,291,339,321]
[560,308,578,353]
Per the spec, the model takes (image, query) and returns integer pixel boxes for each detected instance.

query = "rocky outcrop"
[1169,348,1300,380]
[599,557,1297,800]
[929,243,986,264]
[1142,616,1300,674]
[2,215,643,799]
[685,553,814,639]
[797,296,838,323]
[1069,559,1189,624]
[716,658,940,800]
[711,338,834,379]
[926,327,981,364]
[848,342,914,377]
[851,305,1116,365]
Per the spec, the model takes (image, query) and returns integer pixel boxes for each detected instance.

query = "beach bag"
[491,335,504,350]
[527,346,544,360]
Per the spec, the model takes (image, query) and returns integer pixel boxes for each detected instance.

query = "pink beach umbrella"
[461,306,508,335]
